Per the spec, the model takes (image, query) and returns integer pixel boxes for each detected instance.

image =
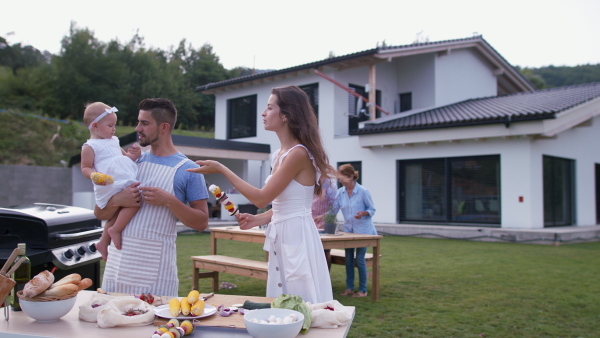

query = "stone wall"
[0,164,72,207]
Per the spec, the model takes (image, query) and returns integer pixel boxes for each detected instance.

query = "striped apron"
[101,158,188,297]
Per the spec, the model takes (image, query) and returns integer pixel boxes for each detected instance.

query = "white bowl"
[19,295,77,322]
[244,308,304,338]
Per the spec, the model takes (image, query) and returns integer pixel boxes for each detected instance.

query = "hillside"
[527,64,600,88]
[0,109,213,167]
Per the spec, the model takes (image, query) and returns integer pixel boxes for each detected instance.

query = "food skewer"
[0,248,19,277]
[208,184,239,216]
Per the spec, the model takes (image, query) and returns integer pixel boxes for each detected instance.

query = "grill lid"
[0,203,102,250]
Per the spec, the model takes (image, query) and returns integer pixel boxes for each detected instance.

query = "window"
[399,92,412,112]
[299,83,319,120]
[398,155,501,225]
[543,156,575,227]
[347,84,381,134]
[227,95,257,139]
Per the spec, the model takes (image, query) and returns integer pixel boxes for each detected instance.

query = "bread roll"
[38,283,79,297]
[23,270,55,298]
[76,278,93,291]
[49,273,81,289]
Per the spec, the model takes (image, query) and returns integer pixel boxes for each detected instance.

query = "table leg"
[210,231,217,255]
[372,240,380,301]
[193,263,199,291]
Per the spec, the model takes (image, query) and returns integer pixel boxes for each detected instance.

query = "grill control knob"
[63,249,75,260]
[77,246,86,256]
[89,243,97,252]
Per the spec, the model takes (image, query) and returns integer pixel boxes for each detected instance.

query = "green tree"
[518,67,546,89]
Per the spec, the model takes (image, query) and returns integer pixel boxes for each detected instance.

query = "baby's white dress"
[84,136,138,208]
[263,145,334,304]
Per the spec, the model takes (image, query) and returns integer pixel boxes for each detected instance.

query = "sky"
[3,0,600,71]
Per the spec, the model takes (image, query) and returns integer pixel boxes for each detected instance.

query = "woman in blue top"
[331,164,377,298]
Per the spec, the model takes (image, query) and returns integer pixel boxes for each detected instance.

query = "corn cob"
[187,290,200,304]
[169,297,181,317]
[180,297,191,316]
[191,299,205,316]
[90,172,114,185]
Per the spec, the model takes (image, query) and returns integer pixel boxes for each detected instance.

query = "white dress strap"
[277,144,321,186]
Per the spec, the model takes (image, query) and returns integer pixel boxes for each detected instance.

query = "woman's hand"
[236,213,262,230]
[186,160,224,175]
[354,211,369,219]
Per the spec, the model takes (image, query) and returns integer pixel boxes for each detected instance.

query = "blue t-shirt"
[138,151,208,203]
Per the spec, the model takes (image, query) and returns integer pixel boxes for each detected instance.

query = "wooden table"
[209,226,382,301]
[0,291,355,338]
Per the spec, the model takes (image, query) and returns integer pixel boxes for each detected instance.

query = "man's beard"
[139,134,159,147]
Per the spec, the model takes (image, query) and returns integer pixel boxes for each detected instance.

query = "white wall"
[530,115,600,227]
[396,54,436,110]
[435,49,497,106]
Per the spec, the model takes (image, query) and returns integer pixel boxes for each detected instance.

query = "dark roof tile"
[353,82,600,134]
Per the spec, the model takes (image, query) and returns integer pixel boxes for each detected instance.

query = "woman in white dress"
[187,86,335,303]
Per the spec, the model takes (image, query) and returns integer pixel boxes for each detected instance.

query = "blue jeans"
[345,247,368,293]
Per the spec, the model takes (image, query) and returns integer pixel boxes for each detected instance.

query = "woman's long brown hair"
[271,86,336,196]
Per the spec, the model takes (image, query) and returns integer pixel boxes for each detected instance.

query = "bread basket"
[17,290,78,302]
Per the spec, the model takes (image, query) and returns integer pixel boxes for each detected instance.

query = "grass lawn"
[101,233,600,337]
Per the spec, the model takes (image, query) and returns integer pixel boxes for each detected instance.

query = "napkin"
[79,293,155,327]
[307,300,353,329]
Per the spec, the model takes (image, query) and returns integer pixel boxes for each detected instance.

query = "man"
[94,98,209,297]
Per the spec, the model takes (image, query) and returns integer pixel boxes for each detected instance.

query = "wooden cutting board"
[154,293,274,330]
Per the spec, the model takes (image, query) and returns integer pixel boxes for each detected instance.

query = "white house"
[196,35,600,229]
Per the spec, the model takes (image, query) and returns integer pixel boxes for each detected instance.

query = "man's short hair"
[138,98,177,131]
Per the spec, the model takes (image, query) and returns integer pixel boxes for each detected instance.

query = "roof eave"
[352,113,556,136]
[195,49,378,94]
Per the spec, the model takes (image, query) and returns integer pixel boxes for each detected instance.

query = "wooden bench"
[329,249,374,267]
[192,255,268,292]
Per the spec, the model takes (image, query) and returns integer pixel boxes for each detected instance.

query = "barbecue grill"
[0,203,103,289]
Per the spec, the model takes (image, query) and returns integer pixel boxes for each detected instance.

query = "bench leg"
[211,271,219,292]
[193,265,199,291]
[193,265,220,292]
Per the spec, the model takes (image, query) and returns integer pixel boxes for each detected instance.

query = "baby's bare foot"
[96,239,109,261]
[108,227,123,250]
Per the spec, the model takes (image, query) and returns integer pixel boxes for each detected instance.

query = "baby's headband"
[88,107,118,130]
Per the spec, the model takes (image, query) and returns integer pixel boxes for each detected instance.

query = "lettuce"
[271,294,311,334]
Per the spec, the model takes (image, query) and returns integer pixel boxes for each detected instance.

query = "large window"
[347,84,381,133]
[299,83,319,120]
[398,155,501,225]
[543,156,575,227]
[227,95,257,139]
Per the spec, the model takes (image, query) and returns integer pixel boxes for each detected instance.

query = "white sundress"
[84,136,138,209]
[263,144,334,304]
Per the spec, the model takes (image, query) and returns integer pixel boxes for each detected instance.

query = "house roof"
[353,82,600,135]
[69,133,271,166]
[195,35,533,95]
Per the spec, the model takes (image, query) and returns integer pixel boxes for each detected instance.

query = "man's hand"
[139,186,174,207]
[95,182,141,220]
[110,182,142,208]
